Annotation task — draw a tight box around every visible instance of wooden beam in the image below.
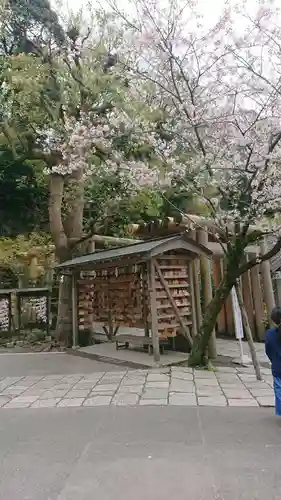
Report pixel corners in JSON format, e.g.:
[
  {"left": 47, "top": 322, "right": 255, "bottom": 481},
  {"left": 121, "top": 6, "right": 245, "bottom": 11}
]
[
  {"left": 142, "top": 264, "right": 150, "bottom": 337},
  {"left": 149, "top": 259, "right": 161, "bottom": 362},
  {"left": 189, "top": 230, "right": 202, "bottom": 331},
  {"left": 250, "top": 263, "right": 265, "bottom": 341},
  {"left": 71, "top": 274, "right": 78, "bottom": 347},
  {"left": 90, "top": 234, "right": 140, "bottom": 246},
  {"left": 188, "top": 260, "right": 197, "bottom": 336},
  {"left": 129, "top": 215, "right": 260, "bottom": 237},
  {"left": 241, "top": 256, "right": 255, "bottom": 337},
  {"left": 154, "top": 260, "right": 193, "bottom": 347},
  {"left": 260, "top": 239, "right": 275, "bottom": 327},
  {"left": 63, "top": 256, "right": 144, "bottom": 275},
  {"left": 207, "top": 242, "right": 259, "bottom": 256}
]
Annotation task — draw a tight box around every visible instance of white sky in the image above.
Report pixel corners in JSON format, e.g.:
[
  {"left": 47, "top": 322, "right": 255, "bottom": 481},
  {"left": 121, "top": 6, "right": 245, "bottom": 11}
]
[
  {"left": 52, "top": 0, "right": 265, "bottom": 35},
  {"left": 62, "top": 0, "right": 225, "bottom": 20}
]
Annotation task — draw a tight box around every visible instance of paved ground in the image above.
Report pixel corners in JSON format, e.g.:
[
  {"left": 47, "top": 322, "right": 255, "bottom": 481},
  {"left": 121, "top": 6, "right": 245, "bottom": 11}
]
[
  {"left": 0, "top": 352, "right": 127, "bottom": 377},
  {"left": 0, "top": 362, "right": 275, "bottom": 409},
  {"left": 216, "top": 338, "right": 268, "bottom": 365},
  {"left": 0, "top": 349, "right": 279, "bottom": 499},
  {"left": 1, "top": 405, "right": 281, "bottom": 499}
]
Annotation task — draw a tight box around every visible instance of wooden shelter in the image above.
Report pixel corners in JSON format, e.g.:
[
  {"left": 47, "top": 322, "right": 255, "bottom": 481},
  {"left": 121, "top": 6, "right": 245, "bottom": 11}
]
[
  {"left": 126, "top": 217, "right": 276, "bottom": 341},
  {"left": 56, "top": 233, "right": 212, "bottom": 362}
]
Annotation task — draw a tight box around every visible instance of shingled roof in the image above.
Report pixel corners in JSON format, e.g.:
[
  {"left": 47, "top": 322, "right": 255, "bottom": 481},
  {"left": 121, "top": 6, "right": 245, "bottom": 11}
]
[{"left": 56, "top": 233, "right": 212, "bottom": 272}]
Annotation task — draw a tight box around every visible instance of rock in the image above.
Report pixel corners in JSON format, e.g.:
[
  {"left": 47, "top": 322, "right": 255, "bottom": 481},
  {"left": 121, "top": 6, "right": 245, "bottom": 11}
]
[{"left": 26, "top": 331, "right": 46, "bottom": 343}]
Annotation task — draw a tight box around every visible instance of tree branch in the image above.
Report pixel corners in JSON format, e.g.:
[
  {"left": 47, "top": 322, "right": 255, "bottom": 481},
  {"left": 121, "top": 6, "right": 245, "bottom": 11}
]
[{"left": 238, "top": 237, "right": 281, "bottom": 276}]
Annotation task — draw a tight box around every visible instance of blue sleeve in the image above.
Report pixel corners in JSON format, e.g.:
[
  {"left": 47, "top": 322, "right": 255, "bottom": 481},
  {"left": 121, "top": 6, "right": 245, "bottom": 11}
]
[{"left": 265, "top": 333, "right": 272, "bottom": 362}]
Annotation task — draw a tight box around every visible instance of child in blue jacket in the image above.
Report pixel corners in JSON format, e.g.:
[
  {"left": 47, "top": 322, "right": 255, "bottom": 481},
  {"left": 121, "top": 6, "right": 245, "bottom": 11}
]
[{"left": 265, "top": 307, "right": 281, "bottom": 416}]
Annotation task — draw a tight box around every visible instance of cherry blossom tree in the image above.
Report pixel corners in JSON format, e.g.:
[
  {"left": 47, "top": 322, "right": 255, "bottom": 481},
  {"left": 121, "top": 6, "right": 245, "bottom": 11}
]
[
  {"left": 1, "top": 3, "right": 185, "bottom": 342},
  {"left": 105, "top": 0, "right": 281, "bottom": 365}
]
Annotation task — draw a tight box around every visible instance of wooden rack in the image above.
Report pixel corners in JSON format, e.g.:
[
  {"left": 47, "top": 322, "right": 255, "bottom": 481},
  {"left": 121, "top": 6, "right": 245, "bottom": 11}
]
[{"left": 154, "top": 255, "right": 192, "bottom": 338}]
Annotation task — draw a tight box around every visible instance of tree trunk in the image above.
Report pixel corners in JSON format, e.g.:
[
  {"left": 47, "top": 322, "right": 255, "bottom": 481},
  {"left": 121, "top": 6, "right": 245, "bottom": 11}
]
[
  {"left": 188, "top": 277, "right": 233, "bottom": 367},
  {"left": 49, "top": 170, "right": 84, "bottom": 345}
]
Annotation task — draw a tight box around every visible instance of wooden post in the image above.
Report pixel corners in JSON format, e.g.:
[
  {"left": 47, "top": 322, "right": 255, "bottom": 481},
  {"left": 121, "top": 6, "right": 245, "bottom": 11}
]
[
  {"left": 235, "top": 282, "right": 262, "bottom": 381},
  {"left": 188, "top": 260, "right": 197, "bottom": 336},
  {"left": 142, "top": 264, "right": 150, "bottom": 337},
  {"left": 250, "top": 260, "right": 265, "bottom": 341},
  {"left": 213, "top": 257, "right": 227, "bottom": 334},
  {"left": 154, "top": 261, "right": 193, "bottom": 347},
  {"left": 241, "top": 257, "right": 255, "bottom": 337},
  {"left": 197, "top": 229, "right": 216, "bottom": 358},
  {"left": 260, "top": 239, "right": 275, "bottom": 327},
  {"left": 275, "top": 275, "right": 281, "bottom": 306},
  {"left": 149, "top": 259, "right": 161, "bottom": 363},
  {"left": 71, "top": 273, "right": 78, "bottom": 347},
  {"left": 88, "top": 239, "right": 96, "bottom": 335},
  {"left": 189, "top": 230, "right": 202, "bottom": 329}
]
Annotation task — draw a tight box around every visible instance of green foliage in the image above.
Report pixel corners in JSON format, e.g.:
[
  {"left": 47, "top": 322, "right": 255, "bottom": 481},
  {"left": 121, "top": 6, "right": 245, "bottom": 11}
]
[
  {"left": 0, "top": 147, "right": 48, "bottom": 236},
  {"left": 84, "top": 171, "right": 162, "bottom": 236},
  {"left": 84, "top": 169, "right": 208, "bottom": 237},
  {"left": 0, "top": 232, "right": 52, "bottom": 270},
  {"left": 0, "top": 0, "right": 65, "bottom": 55}
]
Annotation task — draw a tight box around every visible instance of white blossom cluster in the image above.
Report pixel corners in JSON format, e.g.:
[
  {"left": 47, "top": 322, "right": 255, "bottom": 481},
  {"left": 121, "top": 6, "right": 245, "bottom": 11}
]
[
  {"left": 31, "top": 0, "right": 281, "bottom": 235},
  {"left": 40, "top": 105, "right": 187, "bottom": 189},
  {"left": 106, "top": 0, "right": 281, "bottom": 232}
]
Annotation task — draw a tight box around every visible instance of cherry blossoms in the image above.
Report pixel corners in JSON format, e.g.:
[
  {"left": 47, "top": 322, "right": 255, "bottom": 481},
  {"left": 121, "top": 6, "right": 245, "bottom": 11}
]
[
  {"left": 40, "top": 105, "right": 186, "bottom": 190},
  {"left": 102, "top": 0, "right": 281, "bottom": 232}
]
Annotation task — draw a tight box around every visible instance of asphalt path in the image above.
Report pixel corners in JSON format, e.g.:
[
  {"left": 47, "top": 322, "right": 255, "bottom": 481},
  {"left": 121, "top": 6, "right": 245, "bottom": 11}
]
[{"left": 0, "top": 405, "right": 280, "bottom": 500}]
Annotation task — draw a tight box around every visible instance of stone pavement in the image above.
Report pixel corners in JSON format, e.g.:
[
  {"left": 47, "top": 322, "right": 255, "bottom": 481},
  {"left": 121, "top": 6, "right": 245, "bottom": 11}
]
[
  {"left": 216, "top": 338, "right": 269, "bottom": 365},
  {"left": 0, "top": 364, "right": 275, "bottom": 409}
]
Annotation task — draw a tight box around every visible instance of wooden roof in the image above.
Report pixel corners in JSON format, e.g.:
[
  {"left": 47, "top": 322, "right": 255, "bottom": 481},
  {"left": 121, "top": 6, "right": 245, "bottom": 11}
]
[{"left": 56, "top": 233, "right": 212, "bottom": 272}]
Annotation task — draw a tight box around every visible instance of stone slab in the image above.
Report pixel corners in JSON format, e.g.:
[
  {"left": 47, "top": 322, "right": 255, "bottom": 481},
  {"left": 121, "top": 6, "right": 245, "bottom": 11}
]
[
  {"left": 83, "top": 395, "right": 113, "bottom": 406},
  {"left": 65, "top": 389, "right": 91, "bottom": 398},
  {"left": 171, "top": 372, "right": 194, "bottom": 381},
  {"left": 91, "top": 384, "right": 119, "bottom": 392},
  {"left": 256, "top": 396, "right": 275, "bottom": 407},
  {"left": 194, "top": 371, "right": 217, "bottom": 379},
  {"left": 196, "top": 389, "right": 223, "bottom": 397},
  {"left": 4, "top": 400, "right": 31, "bottom": 408},
  {"left": 115, "top": 386, "right": 143, "bottom": 394},
  {"left": 2, "top": 387, "right": 26, "bottom": 396},
  {"left": 146, "top": 374, "right": 170, "bottom": 382},
  {"left": 142, "top": 389, "right": 169, "bottom": 399},
  {"left": 195, "top": 378, "right": 220, "bottom": 386},
  {"left": 198, "top": 396, "right": 227, "bottom": 407},
  {"left": 139, "top": 399, "right": 168, "bottom": 405},
  {"left": 31, "top": 398, "right": 61, "bottom": 408},
  {"left": 169, "top": 394, "right": 197, "bottom": 406},
  {"left": 10, "top": 395, "right": 39, "bottom": 403},
  {"left": 40, "top": 389, "right": 70, "bottom": 399},
  {"left": 222, "top": 390, "right": 252, "bottom": 399},
  {"left": 228, "top": 399, "right": 259, "bottom": 407},
  {"left": 0, "top": 395, "right": 11, "bottom": 407},
  {"left": 170, "top": 383, "right": 196, "bottom": 393},
  {"left": 112, "top": 394, "right": 139, "bottom": 406},
  {"left": 57, "top": 398, "right": 85, "bottom": 407},
  {"left": 249, "top": 388, "right": 274, "bottom": 397},
  {"left": 145, "top": 382, "right": 170, "bottom": 388}
]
